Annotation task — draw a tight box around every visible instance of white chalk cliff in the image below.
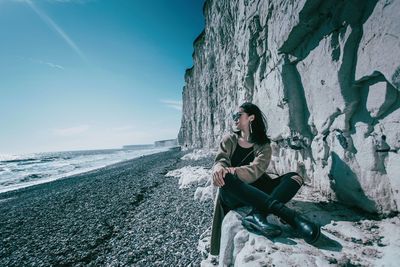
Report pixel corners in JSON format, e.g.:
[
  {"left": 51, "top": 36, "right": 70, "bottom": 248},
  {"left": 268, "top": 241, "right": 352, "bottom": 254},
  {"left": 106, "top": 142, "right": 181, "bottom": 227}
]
[{"left": 179, "top": 0, "right": 400, "bottom": 216}]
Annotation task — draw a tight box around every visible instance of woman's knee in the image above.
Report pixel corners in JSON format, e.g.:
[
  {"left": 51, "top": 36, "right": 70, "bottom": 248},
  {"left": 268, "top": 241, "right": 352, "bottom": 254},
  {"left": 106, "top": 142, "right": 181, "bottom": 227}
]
[
  {"left": 219, "top": 173, "right": 240, "bottom": 195},
  {"left": 283, "top": 172, "right": 304, "bottom": 186},
  {"left": 223, "top": 173, "right": 240, "bottom": 187}
]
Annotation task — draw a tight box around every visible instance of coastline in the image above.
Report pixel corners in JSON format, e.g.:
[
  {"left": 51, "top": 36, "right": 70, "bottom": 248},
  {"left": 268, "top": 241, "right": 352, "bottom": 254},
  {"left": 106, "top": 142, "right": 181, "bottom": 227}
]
[
  {"left": 0, "top": 147, "right": 171, "bottom": 195},
  {"left": 0, "top": 147, "right": 214, "bottom": 266}
]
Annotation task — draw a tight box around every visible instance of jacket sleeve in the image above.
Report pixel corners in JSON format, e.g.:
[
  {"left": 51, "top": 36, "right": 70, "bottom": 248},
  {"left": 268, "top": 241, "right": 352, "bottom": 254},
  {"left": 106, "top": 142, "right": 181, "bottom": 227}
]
[
  {"left": 234, "top": 143, "right": 272, "bottom": 183},
  {"left": 212, "top": 134, "right": 233, "bottom": 173}
]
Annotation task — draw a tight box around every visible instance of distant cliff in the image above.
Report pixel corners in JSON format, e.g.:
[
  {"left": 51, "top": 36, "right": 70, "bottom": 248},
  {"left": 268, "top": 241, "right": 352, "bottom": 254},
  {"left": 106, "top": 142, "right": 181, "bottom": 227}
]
[
  {"left": 154, "top": 139, "right": 178, "bottom": 147},
  {"left": 178, "top": 0, "right": 400, "bottom": 215}
]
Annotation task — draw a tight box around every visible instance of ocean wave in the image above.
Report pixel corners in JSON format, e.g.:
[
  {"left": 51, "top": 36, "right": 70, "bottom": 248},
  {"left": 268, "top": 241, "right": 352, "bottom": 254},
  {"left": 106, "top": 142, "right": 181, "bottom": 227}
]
[
  {"left": 0, "top": 167, "right": 12, "bottom": 173},
  {"left": 0, "top": 180, "right": 18, "bottom": 186},
  {"left": 1, "top": 158, "right": 38, "bottom": 164},
  {"left": 40, "top": 156, "right": 61, "bottom": 162},
  {"left": 0, "top": 154, "right": 20, "bottom": 162},
  {"left": 19, "top": 174, "right": 47, "bottom": 183},
  {"left": 2, "top": 157, "right": 61, "bottom": 165}
]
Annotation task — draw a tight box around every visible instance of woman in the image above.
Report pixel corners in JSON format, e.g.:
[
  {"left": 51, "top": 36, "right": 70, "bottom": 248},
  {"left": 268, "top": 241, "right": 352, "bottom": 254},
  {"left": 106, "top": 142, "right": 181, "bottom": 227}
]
[{"left": 210, "top": 102, "right": 320, "bottom": 256}]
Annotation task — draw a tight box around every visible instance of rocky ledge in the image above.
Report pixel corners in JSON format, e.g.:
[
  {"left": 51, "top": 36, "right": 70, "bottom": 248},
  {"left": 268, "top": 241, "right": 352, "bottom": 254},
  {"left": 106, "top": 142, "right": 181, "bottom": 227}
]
[{"left": 168, "top": 149, "right": 400, "bottom": 267}]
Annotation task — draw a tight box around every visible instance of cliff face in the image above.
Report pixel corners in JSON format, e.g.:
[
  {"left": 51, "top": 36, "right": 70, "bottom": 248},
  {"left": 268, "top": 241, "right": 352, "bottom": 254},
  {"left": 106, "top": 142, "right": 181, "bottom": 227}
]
[{"left": 178, "top": 0, "right": 400, "bottom": 215}]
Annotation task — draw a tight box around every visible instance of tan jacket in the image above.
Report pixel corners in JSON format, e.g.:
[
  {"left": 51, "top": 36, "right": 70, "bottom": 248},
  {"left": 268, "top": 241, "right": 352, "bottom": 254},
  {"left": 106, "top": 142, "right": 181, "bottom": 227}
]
[{"left": 210, "top": 132, "right": 272, "bottom": 255}]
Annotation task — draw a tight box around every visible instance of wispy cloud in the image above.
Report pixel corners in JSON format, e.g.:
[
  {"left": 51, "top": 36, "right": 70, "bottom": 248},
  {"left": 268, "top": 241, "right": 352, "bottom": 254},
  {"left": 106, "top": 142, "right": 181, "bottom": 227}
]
[
  {"left": 23, "top": 0, "right": 87, "bottom": 62},
  {"left": 160, "top": 99, "right": 182, "bottom": 111},
  {"left": 53, "top": 125, "right": 90, "bottom": 136},
  {"left": 27, "top": 58, "right": 64, "bottom": 69},
  {"left": 44, "top": 61, "right": 64, "bottom": 69}
]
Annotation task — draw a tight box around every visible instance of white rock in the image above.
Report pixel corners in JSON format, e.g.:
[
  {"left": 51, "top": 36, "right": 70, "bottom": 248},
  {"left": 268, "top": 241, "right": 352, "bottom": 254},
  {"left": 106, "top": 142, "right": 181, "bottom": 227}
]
[
  {"left": 366, "top": 82, "right": 397, "bottom": 118},
  {"left": 194, "top": 184, "right": 215, "bottom": 202},
  {"left": 180, "top": 0, "right": 400, "bottom": 215},
  {"left": 165, "top": 166, "right": 211, "bottom": 189},
  {"left": 356, "top": 0, "right": 400, "bottom": 89},
  {"left": 187, "top": 0, "right": 400, "bottom": 254},
  {"left": 218, "top": 210, "right": 246, "bottom": 267},
  {"left": 181, "top": 149, "right": 217, "bottom": 161}
]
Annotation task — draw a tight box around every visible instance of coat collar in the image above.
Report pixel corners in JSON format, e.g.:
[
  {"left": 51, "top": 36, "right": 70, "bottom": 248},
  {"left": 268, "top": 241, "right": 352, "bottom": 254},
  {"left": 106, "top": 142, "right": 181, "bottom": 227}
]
[{"left": 229, "top": 132, "right": 265, "bottom": 155}]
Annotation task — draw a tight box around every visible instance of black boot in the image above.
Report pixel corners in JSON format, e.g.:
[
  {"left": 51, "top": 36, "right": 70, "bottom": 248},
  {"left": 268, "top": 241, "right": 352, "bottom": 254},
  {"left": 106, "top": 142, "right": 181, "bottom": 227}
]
[
  {"left": 268, "top": 200, "right": 320, "bottom": 244},
  {"left": 242, "top": 210, "right": 282, "bottom": 238}
]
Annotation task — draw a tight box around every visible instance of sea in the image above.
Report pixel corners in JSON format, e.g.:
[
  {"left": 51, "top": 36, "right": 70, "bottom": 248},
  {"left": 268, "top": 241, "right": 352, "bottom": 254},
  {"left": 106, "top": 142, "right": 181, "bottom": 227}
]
[{"left": 0, "top": 147, "right": 171, "bottom": 194}]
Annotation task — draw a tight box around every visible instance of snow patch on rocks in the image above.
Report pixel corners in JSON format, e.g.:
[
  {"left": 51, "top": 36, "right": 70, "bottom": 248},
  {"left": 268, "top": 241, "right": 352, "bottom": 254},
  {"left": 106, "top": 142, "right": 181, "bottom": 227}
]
[
  {"left": 167, "top": 149, "right": 216, "bottom": 202},
  {"left": 181, "top": 149, "right": 217, "bottom": 161},
  {"left": 166, "top": 166, "right": 211, "bottom": 189}
]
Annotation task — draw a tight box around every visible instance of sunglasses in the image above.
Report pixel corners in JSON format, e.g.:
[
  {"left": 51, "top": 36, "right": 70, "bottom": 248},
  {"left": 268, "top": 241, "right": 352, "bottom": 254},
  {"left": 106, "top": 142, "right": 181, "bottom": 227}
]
[{"left": 232, "top": 112, "right": 244, "bottom": 121}]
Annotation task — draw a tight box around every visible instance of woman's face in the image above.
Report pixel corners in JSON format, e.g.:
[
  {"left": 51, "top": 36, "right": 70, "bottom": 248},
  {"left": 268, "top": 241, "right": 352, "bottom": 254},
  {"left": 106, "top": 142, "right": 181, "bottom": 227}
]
[{"left": 233, "top": 107, "right": 253, "bottom": 131}]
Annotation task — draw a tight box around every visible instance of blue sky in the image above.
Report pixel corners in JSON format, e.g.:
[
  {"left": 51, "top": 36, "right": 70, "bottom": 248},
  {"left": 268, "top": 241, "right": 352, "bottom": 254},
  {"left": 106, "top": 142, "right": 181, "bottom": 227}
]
[{"left": 0, "top": 0, "right": 205, "bottom": 154}]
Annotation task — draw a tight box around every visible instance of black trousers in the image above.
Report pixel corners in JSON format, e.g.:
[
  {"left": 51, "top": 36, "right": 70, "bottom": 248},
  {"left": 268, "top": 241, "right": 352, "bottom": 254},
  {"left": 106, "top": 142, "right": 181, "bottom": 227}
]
[{"left": 219, "top": 172, "right": 301, "bottom": 216}]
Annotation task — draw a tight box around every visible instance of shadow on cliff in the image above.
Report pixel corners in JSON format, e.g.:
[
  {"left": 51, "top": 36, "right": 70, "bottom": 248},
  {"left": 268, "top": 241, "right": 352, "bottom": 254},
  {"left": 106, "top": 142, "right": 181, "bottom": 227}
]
[
  {"left": 330, "top": 152, "right": 377, "bottom": 213},
  {"left": 288, "top": 199, "right": 374, "bottom": 227}
]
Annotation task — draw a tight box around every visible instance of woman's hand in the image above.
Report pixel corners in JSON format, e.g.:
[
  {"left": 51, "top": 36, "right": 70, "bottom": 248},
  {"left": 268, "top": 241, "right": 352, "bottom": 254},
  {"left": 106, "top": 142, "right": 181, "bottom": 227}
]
[
  {"left": 212, "top": 168, "right": 227, "bottom": 187},
  {"left": 226, "top": 167, "right": 236, "bottom": 175},
  {"left": 212, "top": 167, "right": 236, "bottom": 187}
]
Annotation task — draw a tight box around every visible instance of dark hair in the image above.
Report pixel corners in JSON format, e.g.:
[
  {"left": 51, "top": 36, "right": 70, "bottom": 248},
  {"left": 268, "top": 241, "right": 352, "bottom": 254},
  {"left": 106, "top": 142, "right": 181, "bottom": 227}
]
[{"left": 234, "top": 102, "right": 271, "bottom": 145}]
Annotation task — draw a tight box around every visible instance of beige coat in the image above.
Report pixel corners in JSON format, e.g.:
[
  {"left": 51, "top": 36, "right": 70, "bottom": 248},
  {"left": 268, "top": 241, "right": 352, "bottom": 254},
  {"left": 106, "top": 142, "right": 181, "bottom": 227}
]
[{"left": 210, "top": 132, "right": 272, "bottom": 255}]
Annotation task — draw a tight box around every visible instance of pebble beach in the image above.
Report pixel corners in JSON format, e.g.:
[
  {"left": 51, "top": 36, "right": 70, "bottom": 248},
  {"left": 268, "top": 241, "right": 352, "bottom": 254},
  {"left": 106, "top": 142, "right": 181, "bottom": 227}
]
[{"left": 0, "top": 148, "right": 214, "bottom": 266}]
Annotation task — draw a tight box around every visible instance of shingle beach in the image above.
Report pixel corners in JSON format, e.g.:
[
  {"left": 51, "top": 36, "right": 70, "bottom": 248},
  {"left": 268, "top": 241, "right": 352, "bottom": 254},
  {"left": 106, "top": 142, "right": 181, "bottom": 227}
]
[{"left": 0, "top": 148, "right": 213, "bottom": 266}]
